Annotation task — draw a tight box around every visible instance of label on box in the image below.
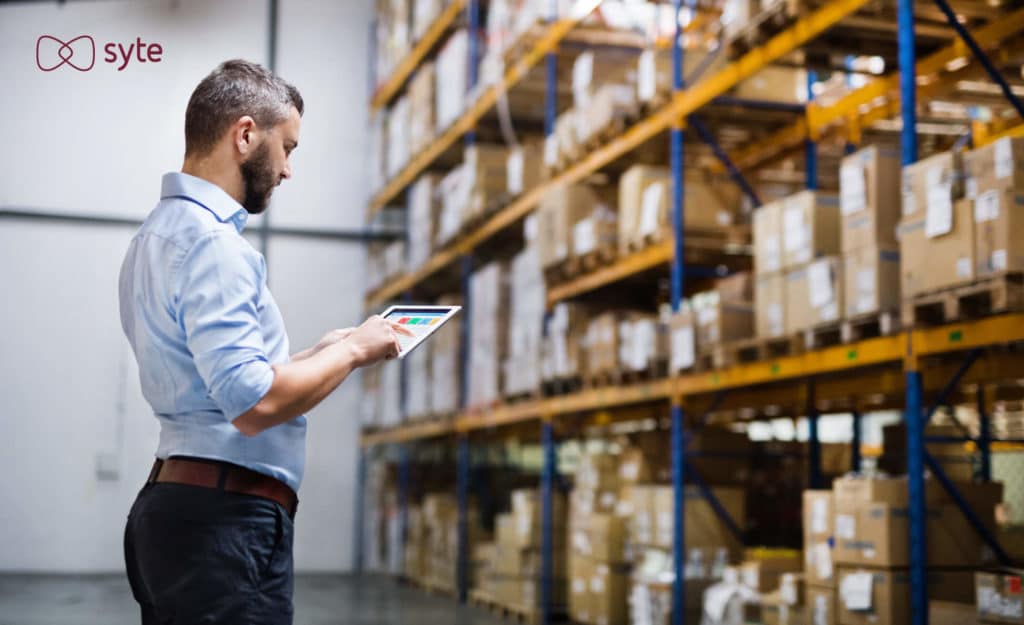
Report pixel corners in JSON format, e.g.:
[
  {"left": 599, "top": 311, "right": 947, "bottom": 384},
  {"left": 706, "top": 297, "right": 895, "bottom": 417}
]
[
  {"left": 996, "top": 137, "right": 1013, "bottom": 179},
  {"left": 768, "top": 304, "right": 783, "bottom": 337},
  {"left": 763, "top": 236, "right": 781, "bottom": 272},
  {"left": 840, "top": 572, "right": 874, "bottom": 611},
  {"left": 544, "top": 135, "right": 558, "bottom": 167},
  {"left": 902, "top": 191, "right": 916, "bottom": 217},
  {"left": 979, "top": 586, "right": 1024, "bottom": 619},
  {"left": 640, "top": 183, "right": 664, "bottom": 237},
  {"left": 966, "top": 177, "right": 978, "bottom": 200},
  {"left": 814, "top": 542, "right": 833, "bottom": 581},
  {"left": 993, "top": 249, "right": 1008, "bottom": 271},
  {"left": 572, "top": 52, "right": 594, "bottom": 108},
  {"left": 574, "top": 217, "right": 596, "bottom": 255},
  {"left": 926, "top": 165, "right": 945, "bottom": 187},
  {"left": 925, "top": 183, "right": 953, "bottom": 238},
  {"left": 783, "top": 205, "right": 806, "bottom": 252},
  {"left": 572, "top": 578, "right": 585, "bottom": 594},
  {"left": 857, "top": 267, "right": 876, "bottom": 314},
  {"left": 638, "top": 49, "right": 656, "bottom": 102},
  {"left": 696, "top": 303, "right": 717, "bottom": 327},
  {"left": 975, "top": 189, "right": 1001, "bottom": 223},
  {"left": 671, "top": 325, "right": 695, "bottom": 371},
  {"left": 957, "top": 256, "right": 971, "bottom": 278},
  {"left": 836, "top": 514, "right": 855, "bottom": 539},
  {"left": 781, "top": 578, "right": 798, "bottom": 605},
  {"left": 811, "top": 498, "right": 829, "bottom": 534},
  {"left": 808, "top": 260, "right": 834, "bottom": 308},
  {"left": 814, "top": 594, "right": 830, "bottom": 625},
  {"left": 743, "top": 567, "right": 759, "bottom": 590},
  {"left": 590, "top": 574, "right": 605, "bottom": 594},
  {"left": 507, "top": 147, "right": 525, "bottom": 195},
  {"left": 840, "top": 161, "right": 866, "bottom": 215}
]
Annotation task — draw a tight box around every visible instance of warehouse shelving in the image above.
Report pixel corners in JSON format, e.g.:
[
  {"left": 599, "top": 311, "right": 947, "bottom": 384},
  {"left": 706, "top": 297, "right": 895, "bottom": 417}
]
[{"left": 358, "top": 2, "right": 1024, "bottom": 625}]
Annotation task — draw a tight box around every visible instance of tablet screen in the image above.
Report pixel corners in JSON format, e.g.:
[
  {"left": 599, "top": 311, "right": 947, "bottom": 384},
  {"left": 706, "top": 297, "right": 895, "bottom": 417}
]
[{"left": 381, "top": 305, "right": 461, "bottom": 358}]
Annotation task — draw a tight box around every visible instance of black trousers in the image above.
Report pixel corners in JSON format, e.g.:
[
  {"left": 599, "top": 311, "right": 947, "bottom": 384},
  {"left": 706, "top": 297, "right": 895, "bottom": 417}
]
[{"left": 124, "top": 481, "right": 294, "bottom": 625}]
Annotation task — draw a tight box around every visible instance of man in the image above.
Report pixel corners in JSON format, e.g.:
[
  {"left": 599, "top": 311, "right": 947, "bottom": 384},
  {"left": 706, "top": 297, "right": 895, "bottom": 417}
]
[{"left": 119, "top": 59, "right": 407, "bottom": 624}]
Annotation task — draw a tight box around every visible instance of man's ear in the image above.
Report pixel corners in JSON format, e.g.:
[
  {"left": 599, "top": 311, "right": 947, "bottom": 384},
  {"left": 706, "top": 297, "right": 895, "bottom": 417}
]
[{"left": 234, "top": 116, "right": 257, "bottom": 156}]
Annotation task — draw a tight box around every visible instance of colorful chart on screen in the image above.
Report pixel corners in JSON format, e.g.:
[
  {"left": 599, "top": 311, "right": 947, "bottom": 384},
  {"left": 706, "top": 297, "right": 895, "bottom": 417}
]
[{"left": 380, "top": 305, "right": 462, "bottom": 359}]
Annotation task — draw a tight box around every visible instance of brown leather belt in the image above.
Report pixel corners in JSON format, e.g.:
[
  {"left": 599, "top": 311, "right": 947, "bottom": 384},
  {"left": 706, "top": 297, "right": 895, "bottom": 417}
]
[{"left": 147, "top": 457, "right": 298, "bottom": 519}]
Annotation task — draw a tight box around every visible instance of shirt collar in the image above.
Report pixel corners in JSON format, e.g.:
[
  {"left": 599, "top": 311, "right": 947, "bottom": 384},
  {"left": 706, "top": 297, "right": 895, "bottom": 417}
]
[{"left": 160, "top": 172, "right": 249, "bottom": 233}]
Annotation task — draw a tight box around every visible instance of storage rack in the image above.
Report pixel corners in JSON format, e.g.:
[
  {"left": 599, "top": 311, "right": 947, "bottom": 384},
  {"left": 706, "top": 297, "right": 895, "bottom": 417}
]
[{"left": 357, "top": 2, "right": 1024, "bottom": 625}]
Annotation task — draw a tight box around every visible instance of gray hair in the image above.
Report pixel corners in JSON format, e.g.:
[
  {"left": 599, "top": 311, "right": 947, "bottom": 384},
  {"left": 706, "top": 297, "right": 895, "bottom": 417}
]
[{"left": 184, "top": 59, "right": 304, "bottom": 156}]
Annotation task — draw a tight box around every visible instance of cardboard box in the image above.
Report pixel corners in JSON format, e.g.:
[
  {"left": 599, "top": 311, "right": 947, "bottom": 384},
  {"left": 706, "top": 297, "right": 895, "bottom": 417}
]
[
  {"left": 507, "top": 142, "right": 543, "bottom": 196},
  {"left": 754, "top": 198, "right": 783, "bottom": 275},
  {"left": 740, "top": 549, "right": 802, "bottom": 593},
  {"left": 897, "top": 198, "right": 975, "bottom": 297},
  {"left": 762, "top": 592, "right": 807, "bottom": 625},
  {"left": 467, "top": 261, "right": 509, "bottom": 407},
  {"left": 930, "top": 600, "right": 980, "bottom": 625},
  {"left": 718, "top": 271, "right": 754, "bottom": 303},
  {"left": 408, "top": 61, "right": 436, "bottom": 156},
  {"left": 807, "top": 584, "right": 838, "bottom": 625},
  {"left": 976, "top": 569, "right": 1024, "bottom": 624},
  {"left": 572, "top": 48, "right": 638, "bottom": 111},
  {"left": 587, "top": 513, "right": 628, "bottom": 564},
  {"left": 692, "top": 291, "right": 755, "bottom": 348},
  {"left": 837, "top": 567, "right": 975, "bottom": 625},
  {"left": 429, "top": 294, "right": 462, "bottom": 416},
  {"left": 785, "top": 257, "right": 843, "bottom": 333},
  {"left": 804, "top": 491, "right": 836, "bottom": 588},
  {"left": 877, "top": 423, "right": 975, "bottom": 482},
  {"left": 974, "top": 186, "right": 1024, "bottom": 276},
  {"left": 576, "top": 82, "right": 638, "bottom": 145},
  {"left": 734, "top": 65, "right": 807, "bottom": 104},
  {"left": 651, "top": 486, "right": 746, "bottom": 555},
  {"left": 617, "top": 166, "right": 739, "bottom": 256},
  {"left": 756, "top": 272, "right": 787, "bottom": 339},
  {"left": 537, "top": 183, "right": 606, "bottom": 269},
  {"left": 668, "top": 305, "right": 697, "bottom": 374},
  {"left": 542, "top": 302, "right": 590, "bottom": 381},
  {"left": 843, "top": 245, "right": 900, "bottom": 318},
  {"left": 588, "top": 562, "right": 630, "bottom": 625},
  {"left": 901, "top": 150, "right": 963, "bottom": 221},
  {"left": 964, "top": 136, "right": 1024, "bottom": 198},
  {"left": 407, "top": 174, "right": 440, "bottom": 271},
  {"left": 435, "top": 29, "right": 468, "bottom": 131},
  {"left": 569, "top": 555, "right": 594, "bottom": 623},
  {"left": 781, "top": 191, "right": 841, "bottom": 270},
  {"left": 840, "top": 145, "right": 902, "bottom": 253}
]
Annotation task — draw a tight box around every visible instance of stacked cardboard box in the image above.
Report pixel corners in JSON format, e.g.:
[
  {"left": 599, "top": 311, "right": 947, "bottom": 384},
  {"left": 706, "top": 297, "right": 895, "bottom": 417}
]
[
  {"left": 507, "top": 142, "right": 544, "bottom": 197},
  {"left": 617, "top": 165, "right": 741, "bottom": 256},
  {"left": 386, "top": 96, "right": 411, "bottom": 178},
  {"left": 760, "top": 572, "right": 806, "bottom": 625},
  {"left": 536, "top": 183, "right": 608, "bottom": 271},
  {"left": 839, "top": 146, "right": 901, "bottom": 319},
  {"left": 411, "top": 0, "right": 443, "bottom": 41},
  {"left": 476, "top": 489, "right": 568, "bottom": 613},
  {"left": 802, "top": 490, "right": 838, "bottom": 625},
  {"left": 435, "top": 29, "right": 468, "bottom": 131},
  {"left": 571, "top": 49, "right": 639, "bottom": 145},
  {"left": 832, "top": 475, "right": 1001, "bottom": 624},
  {"left": 667, "top": 303, "right": 697, "bottom": 374},
  {"left": 976, "top": 568, "right": 1024, "bottom": 624},
  {"left": 876, "top": 423, "right": 974, "bottom": 481},
  {"left": 617, "top": 313, "right": 668, "bottom": 375},
  {"left": 374, "top": 0, "right": 411, "bottom": 90},
  {"left": 570, "top": 451, "right": 631, "bottom": 625},
  {"left": 542, "top": 302, "right": 590, "bottom": 383},
  {"left": 467, "top": 262, "right": 509, "bottom": 407},
  {"left": 408, "top": 174, "right": 440, "bottom": 271},
  {"left": 584, "top": 312, "right": 621, "bottom": 380},
  {"left": 636, "top": 46, "right": 724, "bottom": 107},
  {"left": 408, "top": 62, "right": 436, "bottom": 157},
  {"left": 898, "top": 151, "right": 972, "bottom": 298},
  {"left": 964, "top": 137, "right": 1024, "bottom": 276},
  {"left": 429, "top": 295, "right": 462, "bottom": 416},
  {"left": 504, "top": 243, "right": 545, "bottom": 397},
  {"left": 405, "top": 334, "right": 432, "bottom": 420},
  {"left": 435, "top": 144, "right": 509, "bottom": 247}
]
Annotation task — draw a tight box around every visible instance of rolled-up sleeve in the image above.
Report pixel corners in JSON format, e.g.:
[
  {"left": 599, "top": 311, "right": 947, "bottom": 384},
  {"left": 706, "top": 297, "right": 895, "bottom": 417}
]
[{"left": 175, "top": 231, "right": 275, "bottom": 421}]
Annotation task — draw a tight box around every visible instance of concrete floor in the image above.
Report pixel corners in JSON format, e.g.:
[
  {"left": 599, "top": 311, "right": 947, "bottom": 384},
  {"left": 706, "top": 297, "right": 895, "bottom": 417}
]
[{"left": 0, "top": 574, "right": 512, "bottom": 625}]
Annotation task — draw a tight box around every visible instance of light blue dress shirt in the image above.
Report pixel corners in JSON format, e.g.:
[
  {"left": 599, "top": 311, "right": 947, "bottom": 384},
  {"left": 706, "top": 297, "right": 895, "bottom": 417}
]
[{"left": 119, "top": 172, "right": 306, "bottom": 492}]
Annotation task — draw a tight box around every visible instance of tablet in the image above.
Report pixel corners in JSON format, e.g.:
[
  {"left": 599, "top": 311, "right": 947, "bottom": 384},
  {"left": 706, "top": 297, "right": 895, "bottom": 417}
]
[{"left": 380, "top": 305, "right": 462, "bottom": 359}]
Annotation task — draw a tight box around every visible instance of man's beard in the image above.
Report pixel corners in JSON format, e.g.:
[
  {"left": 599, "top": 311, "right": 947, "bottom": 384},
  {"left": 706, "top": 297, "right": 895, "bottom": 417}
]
[{"left": 240, "top": 142, "right": 277, "bottom": 215}]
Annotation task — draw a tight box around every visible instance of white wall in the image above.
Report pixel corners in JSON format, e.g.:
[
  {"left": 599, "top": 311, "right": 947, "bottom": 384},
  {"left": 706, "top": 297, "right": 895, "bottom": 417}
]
[{"left": 0, "top": 0, "right": 373, "bottom": 573}]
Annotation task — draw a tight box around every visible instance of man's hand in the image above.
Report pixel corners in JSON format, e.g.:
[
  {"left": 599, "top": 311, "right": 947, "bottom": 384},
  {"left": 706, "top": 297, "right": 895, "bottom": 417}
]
[{"left": 344, "top": 315, "right": 413, "bottom": 367}]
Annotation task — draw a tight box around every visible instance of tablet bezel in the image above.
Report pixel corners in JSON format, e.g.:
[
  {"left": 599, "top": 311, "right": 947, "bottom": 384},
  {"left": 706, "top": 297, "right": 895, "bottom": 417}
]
[{"left": 380, "top": 304, "right": 462, "bottom": 359}]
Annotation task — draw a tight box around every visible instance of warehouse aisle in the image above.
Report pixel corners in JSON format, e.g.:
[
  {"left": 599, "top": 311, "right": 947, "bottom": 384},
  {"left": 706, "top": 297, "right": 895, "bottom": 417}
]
[{"left": 0, "top": 574, "right": 511, "bottom": 625}]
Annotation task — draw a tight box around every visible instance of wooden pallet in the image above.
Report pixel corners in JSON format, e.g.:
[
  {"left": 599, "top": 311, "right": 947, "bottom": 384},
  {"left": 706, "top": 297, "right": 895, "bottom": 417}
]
[
  {"left": 583, "top": 368, "right": 622, "bottom": 389},
  {"left": 708, "top": 334, "right": 804, "bottom": 368},
  {"left": 725, "top": 0, "right": 808, "bottom": 58},
  {"left": 841, "top": 310, "right": 900, "bottom": 344},
  {"left": 544, "top": 246, "right": 617, "bottom": 284},
  {"left": 901, "top": 273, "right": 1024, "bottom": 327},
  {"left": 542, "top": 376, "right": 583, "bottom": 397},
  {"left": 801, "top": 320, "right": 843, "bottom": 351},
  {"left": 469, "top": 590, "right": 567, "bottom": 625}
]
